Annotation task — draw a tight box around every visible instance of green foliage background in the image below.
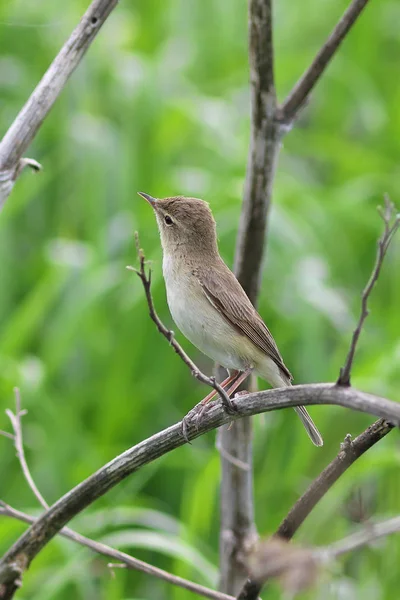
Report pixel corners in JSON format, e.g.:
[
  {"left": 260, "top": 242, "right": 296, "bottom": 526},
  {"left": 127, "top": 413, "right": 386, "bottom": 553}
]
[{"left": 1, "top": 1, "right": 399, "bottom": 598}]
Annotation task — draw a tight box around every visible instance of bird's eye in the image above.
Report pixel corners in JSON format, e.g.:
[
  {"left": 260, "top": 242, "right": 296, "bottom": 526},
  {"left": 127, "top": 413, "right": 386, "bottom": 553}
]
[{"left": 164, "top": 215, "right": 173, "bottom": 225}]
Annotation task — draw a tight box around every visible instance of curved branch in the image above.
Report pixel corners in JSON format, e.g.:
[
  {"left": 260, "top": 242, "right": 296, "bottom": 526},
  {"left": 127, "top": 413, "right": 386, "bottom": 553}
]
[
  {"left": 0, "top": 382, "right": 399, "bottom": 596},
  {"left": 0, "top": 0, "right": 119, "bottom": 208}
]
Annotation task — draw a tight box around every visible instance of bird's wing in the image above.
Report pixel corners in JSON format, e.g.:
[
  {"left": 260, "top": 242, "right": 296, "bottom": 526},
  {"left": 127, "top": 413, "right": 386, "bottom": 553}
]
[{"left": 194, "top": 264, "right": 292, "bottom": 381}]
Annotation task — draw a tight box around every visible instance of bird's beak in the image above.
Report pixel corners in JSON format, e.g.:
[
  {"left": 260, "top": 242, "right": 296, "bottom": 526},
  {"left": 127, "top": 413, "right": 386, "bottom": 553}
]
[{"left": 138, "top": 191, "right": 157, "bottom": 207}]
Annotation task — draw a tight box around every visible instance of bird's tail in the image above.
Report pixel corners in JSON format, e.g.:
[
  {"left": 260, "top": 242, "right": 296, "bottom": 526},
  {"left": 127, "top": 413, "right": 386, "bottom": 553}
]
[
  {"left": 294, "top": 405, "right": 323, "bottom": 447},
  {"left": 272, "top": 369, "right": 323, "bottom": 447}
]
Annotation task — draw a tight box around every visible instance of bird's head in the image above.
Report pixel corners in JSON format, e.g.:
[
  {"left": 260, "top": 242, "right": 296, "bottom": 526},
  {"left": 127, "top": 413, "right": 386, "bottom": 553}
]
[{"left": 139, "top": 193, "right": 218, "bottom": 257}]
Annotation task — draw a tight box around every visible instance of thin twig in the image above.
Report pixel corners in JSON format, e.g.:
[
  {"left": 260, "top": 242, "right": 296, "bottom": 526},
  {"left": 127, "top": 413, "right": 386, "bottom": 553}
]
[
  {"left": 338, "top": 196, "right": 400, "bottom": 386},
  {"left": 5, "top": 388, "right": 49, "bottom": 510},
  {"left": 322, "top": 515, "right": 400, "bottom": 559},
  {"left": 1, "top": 382, "right": 399, "bottom": 597},
  {"left": 0, "top": 0, "right": 119, "bottom": 208},
  {"left": 127, "top": 233, "right": 235, "bottom": 414},
  {"left": 278, "top": 0, "right": 370, "bottom": 123},
  {"left": 0, "top": 503, "right": 234, "bottom": 600}
]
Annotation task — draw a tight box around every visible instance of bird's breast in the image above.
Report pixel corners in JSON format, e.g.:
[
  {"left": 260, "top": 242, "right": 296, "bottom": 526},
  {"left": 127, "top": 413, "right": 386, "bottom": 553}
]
[{"left": 162, "top": 256, "right": 247, "bottom": 371}]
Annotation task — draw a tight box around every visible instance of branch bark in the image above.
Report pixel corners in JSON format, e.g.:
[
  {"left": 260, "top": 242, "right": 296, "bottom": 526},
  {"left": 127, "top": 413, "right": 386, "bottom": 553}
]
[
  {"left": 219, "top": 1, "right": 277, "bottom": 593},
  {"left": 0, "top": 0, "right": 119, "bottom": 209},
  {"left": 1, "top": 382, "right": 399, "bottom": 597}
]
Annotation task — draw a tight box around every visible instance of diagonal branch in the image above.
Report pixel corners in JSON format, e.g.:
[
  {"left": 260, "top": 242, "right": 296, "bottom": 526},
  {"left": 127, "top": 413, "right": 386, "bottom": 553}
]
[
  {"left": 127, "top": 233, "right": 234, "bottom": 415},
  {"left": 278, "top": 0, "right": 371, "bottom": 124},
  {"left": 237, "top": 418, "right": 394, "bottom": 600},
  {"left": 0, "top": 382, "right": 399, "bottom": 597},
  {"left": 276, "top": 418, "right": 394, "bottom": 540},
  {"left": 0, "top": 0, "right": 119, "bottom": 209},
  {"left": 338, "top": 196, "right": 400, "bottom": 386}
]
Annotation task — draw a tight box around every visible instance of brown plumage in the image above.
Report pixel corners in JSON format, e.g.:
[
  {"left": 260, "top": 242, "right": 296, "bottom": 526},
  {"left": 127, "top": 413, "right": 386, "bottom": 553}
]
[{"left": 140, "top": 193, "right": 323, "bottom": 446}]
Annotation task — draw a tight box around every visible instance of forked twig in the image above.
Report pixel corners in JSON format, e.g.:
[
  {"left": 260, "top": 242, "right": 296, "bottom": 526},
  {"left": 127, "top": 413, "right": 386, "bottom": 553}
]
[
  {"left": 338, "top": 196, "right": 400, "bottom": 386},
  {"left": 1, "top": 388, "right": 49, "bottom": 510},
  {"left": 127, "top": 233, "right": 235, "bottom": 415}
]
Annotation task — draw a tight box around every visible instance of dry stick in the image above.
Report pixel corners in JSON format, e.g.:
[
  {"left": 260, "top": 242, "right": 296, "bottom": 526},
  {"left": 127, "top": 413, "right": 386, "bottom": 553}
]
[
  {"left": 277, "top": 419, "right": 394, "bottom": 540},
  {"left": 221, "top": 0, "right": 372, "bottom": 594},
  {"left": 0, "top": 504, "right": 234, "bottom": 600},
  {"left": 1, "top": 384, "right": 400, "bottom": 599},
  {"left": 219, "top": 0, "right": 277, "bottom": 593},
  {"left": 278, "top": 0, "right": 371, "bottom": 123},
  {"left": 0, "top": 0, "right": 119, "bottom": 208},
  {"left": 338, "top": 197, "right": 400, "bottom": 386},
  {"left": 127, "top": 233, "right": 234, "bottom": 416},
  {"left": 0, "top": 393, "right": 234, "bottom": 600}
]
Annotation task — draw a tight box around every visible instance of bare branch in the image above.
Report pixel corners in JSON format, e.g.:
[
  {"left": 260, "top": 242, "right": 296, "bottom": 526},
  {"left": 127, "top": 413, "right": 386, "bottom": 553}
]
[
  {"left": 0, "top": 382, "right": 399, "bottom": 596},
  {"left": 0, "top": 503, "right": 234, "bottom": 600},
  {"left": 0, "top": 0, "right": 119, "bottom": 208},
  {"left": 338, "top": 197, "right": 400, "bottom": 386},
  {"left": 237, "top": 418, "right": 394, "bottom": 600},
  {"left": 220, "top": 0, "right": 277, "bottom": 592},
  {"left": 234, "top": 0, "right": 277, "bottom": 303},
  {"left": 127, "top": 234, "right": 235, "bottom": 415},
  {"left": 278, "top": 0, "right": 371, "bottom": 124},
  {"left": 276, "top": 418, "right": 394, "bottom": 539}
]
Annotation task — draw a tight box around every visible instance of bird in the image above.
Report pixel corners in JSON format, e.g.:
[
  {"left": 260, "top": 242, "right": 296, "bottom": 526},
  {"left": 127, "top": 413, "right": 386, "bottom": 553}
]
[{"left": 139, "top": 192, "right": 323, "bottom": 446}]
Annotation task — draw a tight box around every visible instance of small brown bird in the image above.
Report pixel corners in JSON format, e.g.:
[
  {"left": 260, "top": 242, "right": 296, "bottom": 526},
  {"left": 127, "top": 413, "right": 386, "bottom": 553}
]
[{"left": 140, "top": 193, "right": 323, "bottom": 446}]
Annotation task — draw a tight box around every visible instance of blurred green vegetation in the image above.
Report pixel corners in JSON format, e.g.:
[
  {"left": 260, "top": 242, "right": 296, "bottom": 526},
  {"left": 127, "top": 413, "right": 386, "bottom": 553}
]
[{"left": 1, "top": 1, "right": 399, "bottom": 598}]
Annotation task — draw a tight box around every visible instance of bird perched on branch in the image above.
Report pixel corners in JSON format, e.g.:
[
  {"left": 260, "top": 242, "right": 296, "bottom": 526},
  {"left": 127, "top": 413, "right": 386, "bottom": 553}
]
[{"left": 139, "top": 192, "right": 323, "bottom": 446}]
